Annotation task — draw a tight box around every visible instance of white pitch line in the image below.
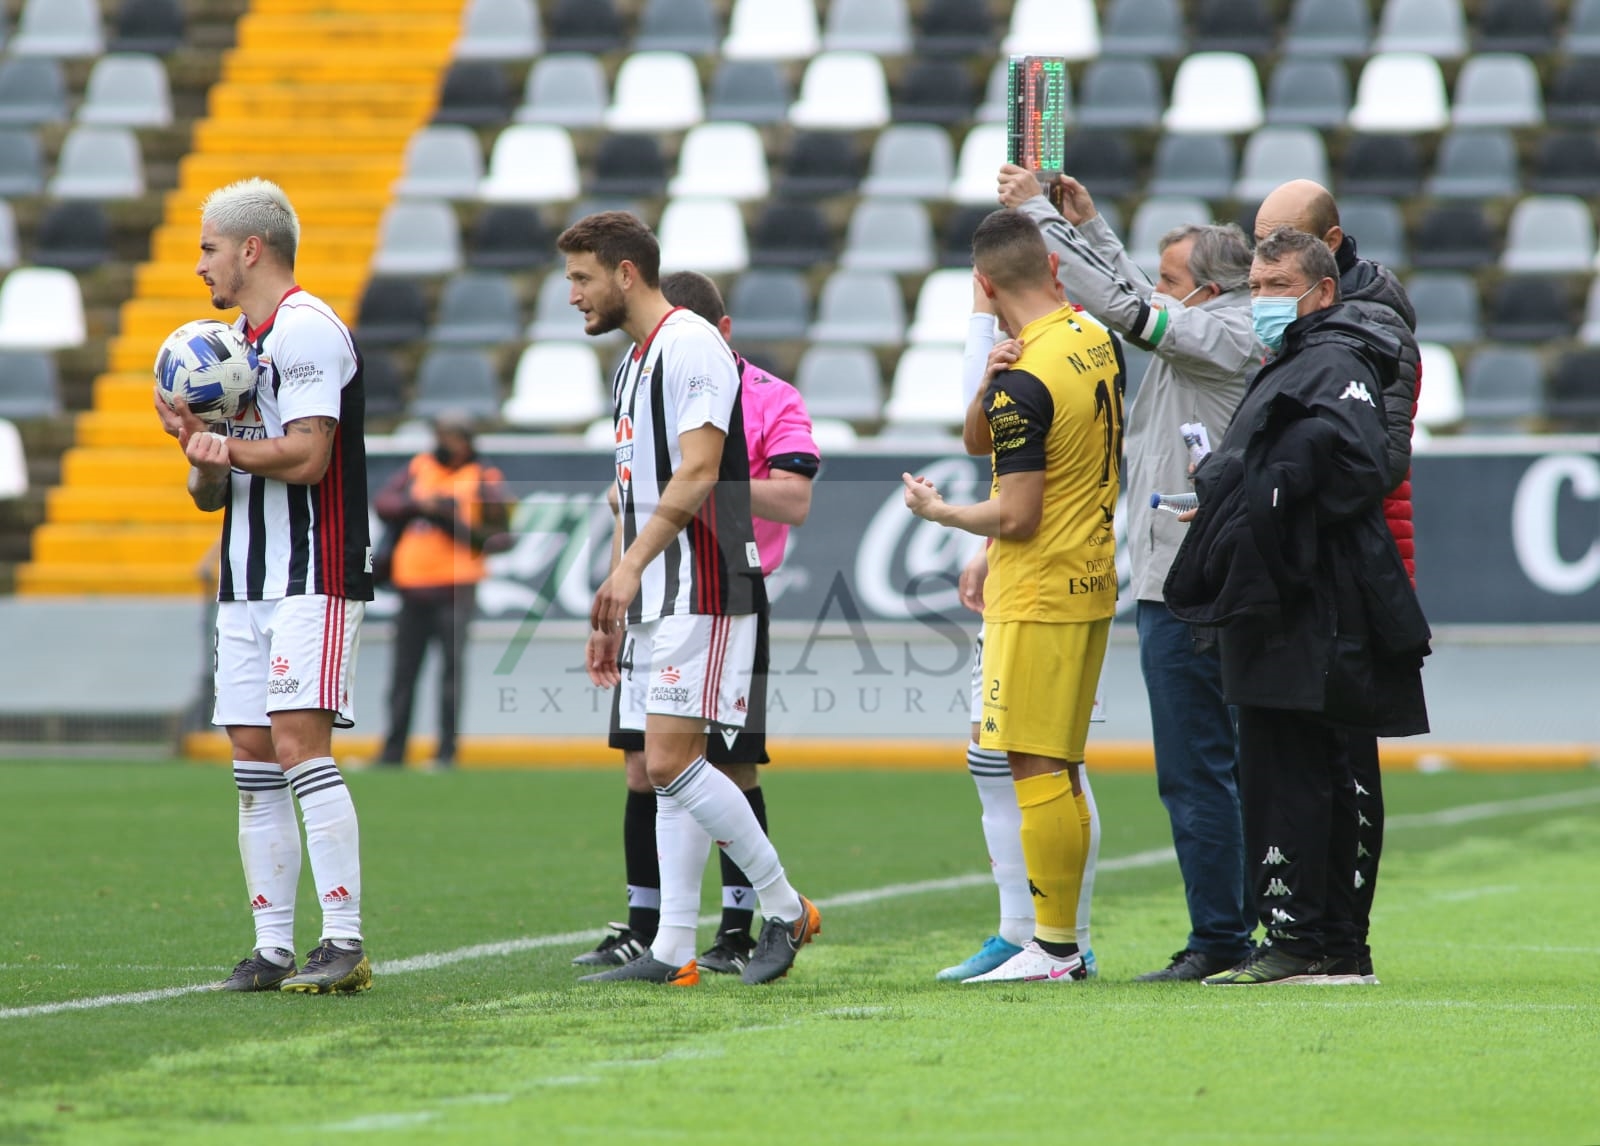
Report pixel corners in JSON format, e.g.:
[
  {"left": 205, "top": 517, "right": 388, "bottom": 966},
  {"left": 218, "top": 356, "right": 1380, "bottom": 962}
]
[{"left": 2, "top": 785, "right": 1596, "bottom": 1022}]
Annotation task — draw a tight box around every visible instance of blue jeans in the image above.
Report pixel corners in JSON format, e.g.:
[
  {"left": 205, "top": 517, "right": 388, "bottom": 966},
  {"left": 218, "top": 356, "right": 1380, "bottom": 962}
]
[{"left": 1137, "top": 600, "right": 1252, "bottom": 958}]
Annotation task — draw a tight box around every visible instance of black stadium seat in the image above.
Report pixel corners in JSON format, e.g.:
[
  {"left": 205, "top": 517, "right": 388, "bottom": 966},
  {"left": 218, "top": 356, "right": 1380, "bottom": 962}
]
[
  {"left": 1546, "top": 348, "right": 1600, "bottom": 425},
  {"left": 894, "top": 60, "right": 976, "bottom": 125},
  {"left": 1475, "top": 0, "right": 1556, "bottom": 53},
  {"left": 546, "top": 0, "right": 625, "bottom": 54},
  {"left": 361, "top": 350, "right": 407, "bottom": 420},
  {"left": 1529, "top": 131, "right": 1600, "bottom": 195},
  {"left": 1061, "top": 131, "right": 1138, "bottom": 199},
  {"left": 1547, "top": 60, "right": 1600, "bottom": 125},
  {"left": 1338, "top": 133, "right": 1423, "bottom": 198},
  {"left": 112, "top": 0, "right": 184, "bottom": 54},
  {"left": 355, "top": 278, "right": 429, "bottom": 347},
  {"left": 433, "top": 60, "right": 511, "bottom": 126},
  {"left": 1192, "top": 0, "right": 1275, "bottom": 56},
  {"left": 1486, "top": 276, "right": 1576, "bottom": 343},
  {"left": 1410, "top": 202, "right": 1498, "bottom": 270},
  {"left": 590, "top": 133, "right": 667, "bottom": 198},
  {"left": 467, "top": 205, "right": 552, "bottom": 271},
  {"left": 941, "top": 204, "right": 992, "bottom": 267},
  {"left": 750, "top": 201, "right": 833, "bottom": 268},
  {"left": 917, "top": 0, "right": 994, "bottom": 57},
  {"left": 32, "top": 201, "right": 112, "bottom": 271},
  {"left": 778, "top": 132, "right": 863, "bottom": 198}
]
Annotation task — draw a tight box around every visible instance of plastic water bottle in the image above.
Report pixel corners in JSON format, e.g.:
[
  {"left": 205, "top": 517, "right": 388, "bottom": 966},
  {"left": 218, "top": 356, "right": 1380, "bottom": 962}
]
[{"left": 1150, "top": 491, "right": 1198, "bottom": 514}]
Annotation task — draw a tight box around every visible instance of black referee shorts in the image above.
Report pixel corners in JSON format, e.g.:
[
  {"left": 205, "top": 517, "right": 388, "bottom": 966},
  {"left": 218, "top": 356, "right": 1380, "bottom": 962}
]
[{"left": 607, "top": 607, "right": 771, "bottom": 766}]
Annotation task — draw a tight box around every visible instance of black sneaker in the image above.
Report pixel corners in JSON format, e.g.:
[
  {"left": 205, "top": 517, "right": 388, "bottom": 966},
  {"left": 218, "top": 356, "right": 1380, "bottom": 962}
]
[
  {"left": 1203, "top": 946, "right": 1354, "bottom": 986},
  {"left": 1313, "top": 956, "right": 1367, "bottom": 986},
  {"left": 577, "top": 953, "right": 698, "bottom": 985},
  {"left": 571, "top": 923, "right": 650, "bottom": 967},
  {"left": 212, "top": 948, "right": 296, "bottom": 992},
  {"left": 741, "top": 896, "right": 822, "bottom": 985},
  {"left": 1134, "top": 948, "right": 1244, "bottom": 982},
  {"left": 280, "top": 940, "right": 372, "bottom": 994},
  {"left": 698, "top": 929, "right": 756, "bottom": 975},
  {"left": 1358, "top": 951, "right": 1380, "bottom": 985}
]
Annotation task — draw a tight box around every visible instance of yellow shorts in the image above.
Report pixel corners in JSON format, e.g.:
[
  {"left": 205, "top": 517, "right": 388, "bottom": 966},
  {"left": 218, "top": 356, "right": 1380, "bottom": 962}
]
[{"left": 978, "top": 618, "right": 1111, "bottom": 762}]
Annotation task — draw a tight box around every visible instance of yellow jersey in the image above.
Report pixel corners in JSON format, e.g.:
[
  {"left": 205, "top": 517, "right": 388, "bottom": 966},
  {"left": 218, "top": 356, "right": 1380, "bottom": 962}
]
[{"left": 982, "top": 305, "right": 1123, "bottom": 623}]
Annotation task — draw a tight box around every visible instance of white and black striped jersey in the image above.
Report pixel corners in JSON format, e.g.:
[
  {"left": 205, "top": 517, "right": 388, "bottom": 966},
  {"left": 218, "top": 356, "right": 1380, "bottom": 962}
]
[
  {"left": 217, "top": 286, "right": 373, "bottom": 602},
  {"left": 612, "top": 307, "right": 765, "bottom": 623}
]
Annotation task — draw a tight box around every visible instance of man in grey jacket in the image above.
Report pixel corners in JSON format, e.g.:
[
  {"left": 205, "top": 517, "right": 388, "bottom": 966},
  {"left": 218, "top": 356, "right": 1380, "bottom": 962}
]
[{"left": 998, "top": 164, "right": 1262, "bottom": 980}]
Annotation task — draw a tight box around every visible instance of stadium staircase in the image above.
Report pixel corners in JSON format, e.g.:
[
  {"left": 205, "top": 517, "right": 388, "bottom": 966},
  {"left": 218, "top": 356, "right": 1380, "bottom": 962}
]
[{"left": 14, "top": 0, "right": 463, "bottom": 595}]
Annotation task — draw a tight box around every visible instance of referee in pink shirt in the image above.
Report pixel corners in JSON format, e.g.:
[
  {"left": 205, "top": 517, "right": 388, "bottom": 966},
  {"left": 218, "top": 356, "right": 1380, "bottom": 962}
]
[{"left": 574, "top": 270, "right": 821, "bottom": 978}]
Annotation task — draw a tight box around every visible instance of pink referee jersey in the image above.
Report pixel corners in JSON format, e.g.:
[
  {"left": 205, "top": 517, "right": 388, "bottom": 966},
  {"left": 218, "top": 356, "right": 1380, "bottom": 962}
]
[{"left": 737, "top": 356, "right": 819, "bottom": 576}]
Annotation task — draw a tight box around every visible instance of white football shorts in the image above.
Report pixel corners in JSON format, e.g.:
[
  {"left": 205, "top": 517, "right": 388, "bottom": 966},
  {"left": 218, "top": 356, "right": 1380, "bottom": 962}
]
[
  {"left": 213, "top": 595, "right": 363, "bottom": 728},
  {"left": 617, "top": 613, "right": 758, "bottom": 732}
]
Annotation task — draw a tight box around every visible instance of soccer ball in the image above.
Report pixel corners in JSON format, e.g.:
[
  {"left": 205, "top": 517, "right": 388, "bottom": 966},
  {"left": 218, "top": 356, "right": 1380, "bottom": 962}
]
[{"left": 153, "top": 319, "right": 260, "bottom": 420}]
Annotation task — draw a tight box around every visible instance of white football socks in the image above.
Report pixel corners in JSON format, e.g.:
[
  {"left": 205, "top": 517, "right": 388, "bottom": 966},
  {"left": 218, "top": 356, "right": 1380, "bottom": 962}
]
[
  {"left": 234, "top": 761, "right": 300, "bottom": 955},
  {"left": 1078, "top": 767, "right": 1102, "bottom": 951},
  {"left": 650, "top": 796, "right": 712, "bottom": 967},
  {"left": 285, "top": 757, "right": 362, "bottom": 943},
  {"left": 968, "top": 745, "right": 1033, "bottom": 948}
]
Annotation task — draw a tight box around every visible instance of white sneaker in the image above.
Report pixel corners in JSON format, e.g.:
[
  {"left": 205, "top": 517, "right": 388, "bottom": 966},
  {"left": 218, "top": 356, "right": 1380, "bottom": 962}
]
[{"left": 961, "top": 940, "right": 1087, "bottom": 983}]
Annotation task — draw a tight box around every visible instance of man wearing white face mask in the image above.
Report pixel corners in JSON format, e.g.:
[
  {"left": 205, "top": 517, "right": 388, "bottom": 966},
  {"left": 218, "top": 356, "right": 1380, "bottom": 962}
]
[{"left": 997, "top": 164, "right": 1260, "bottom": 982}]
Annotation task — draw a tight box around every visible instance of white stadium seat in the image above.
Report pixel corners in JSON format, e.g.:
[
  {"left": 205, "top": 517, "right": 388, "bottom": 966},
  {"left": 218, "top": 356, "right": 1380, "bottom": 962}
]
[
  {"left": 503, "top": 342, "right": 607, "bottom": 429},
  {"left": 47, "top": 126, "right": 143, "bottom": 199},
  {"left": 948, "top": 123, "right": 1007, "bottom": 205},
  {"left": 455, "top": 0, "right": 542, "bottom": 60},
  {"left": 478, "top": 125, "right": 580, "bottom": 203},
  {"left": 606, "top": 51, "right": 704, "bottom": 132},
  {"left": 669, "top": 122, "right": 769, "bottom": 201},
  {"left": 1415, "top": 342, "right": 1464, "bottom": 428},
  {"left": 370, "top": 201, "right": 462, "bottom": 276},
  {"left": 883, "top": 346, "right": 966, "bottom": 429},
  {"left": 1002, "top": 0, "right": 1100, "bottom": 61},
  {"left": 1164, "top": 53, "right": 1263, "bottom": 134},
  {"left": 77, "top": 54, "right": 171, "bottom": 128},
  {"left": 1348, "top": 53, "right": 1450, "bottom": 132},
  {"left": 907, "top": 269, "right": 978, "bottom": 347},
  {"left": 788, "top": 52, "right": 890, "bottom": 131},
  {"left": 0, "top": 417, "right": 26, "bottom": 499},
  {"left": 723, "top": 0, "right": 819, "bottom": 60},
  {"left": 0, "top": 268, "right": 86, "bottom": 351},
  {"left": 395, "top": 125, "right": 484, "bottom": 200},
  {"left": 658, "top": 198, "right": 748, "bottom": 274}
]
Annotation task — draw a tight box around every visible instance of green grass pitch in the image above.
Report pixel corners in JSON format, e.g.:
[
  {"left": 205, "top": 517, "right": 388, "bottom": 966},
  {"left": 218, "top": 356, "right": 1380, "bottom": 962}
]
[{"left": 2, "top": 760, "right": 1598, "bottom": 1145}]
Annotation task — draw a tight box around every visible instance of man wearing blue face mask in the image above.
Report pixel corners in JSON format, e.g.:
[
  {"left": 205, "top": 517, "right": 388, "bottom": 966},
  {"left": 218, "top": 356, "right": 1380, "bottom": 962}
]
[
  {"left": 997, "top": 164, "right": 1261, "bottom": 983},
  {"left": 1164, "top": 227, "right": 1430, "bottom": 986}
]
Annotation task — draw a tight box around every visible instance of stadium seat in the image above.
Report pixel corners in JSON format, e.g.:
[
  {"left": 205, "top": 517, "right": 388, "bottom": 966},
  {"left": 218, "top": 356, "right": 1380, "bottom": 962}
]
[
  {"left": 840, "top": 201, "right": 934, "bottom": 274},
  {"left": 516, "top": 53, "right": 608, "bottom": 127},
  {"left": 1192, "top": 0, "right": 1275, "bottom": 56},
  {"left": 949, "top": 123, "right": 1007, "bottom": 204},
  {"left": 434, "top": 60, "right": 512, "bottom": 126},
  {"left": 808, "top": 418, "right": 859, "bottom": 450},
  {"left": 1149, "top": 133, "right": 1237, "bottom": 200},
  {"left": 723, "top": 0, "right": 819, "bottom": 61},
  {"left": 11, "top": 0, "right": 102, "bottom": 58},
  {"left": 479, "top": 125, "right": 580, "bottom": 203},
  {"left": 916, "top": 0, "right": 993, "bottom": 58},
  {"left": 861, "top": 124, "right": 955, "bottom": 201},
  {"left": 1062, "top": 131, "right": 1139, "bottom": 199},
  {"left": 1407, "top": 273, "right": 1481, "bottom": 344},
  {"left": 707, "top": 60, "right": 790, "bottom": 124},
  {"left": 789, "top": 52, "right": 890, "bottom": 131},
  {"left": 355, "top": 278, "right": 429, "bottom": 347},
  {"left": 973, "top": 60, "right": 1010, "bottom": 124},
  {"left": 1165, "top": 53, "right": 1263, "bottom": 135},
  {"left": 0, "top": 58, "right": 66, "bottom": 125},
  {"left": 0, "top": 130, "right": 44, "bottom": 198},
  {"left": 456, "top": 0, "right": 540, "bottom": 59},
  {"left": 1373, "top": 0, "right": 1466, "bottom": 58},
  {"left": 1234, "top": 127, "right": 1328, "bottom": 202},
  {"left": 410, "top": 349, "right": 501, "bottom": 421},
  {"left": 528, "top": 270, "right": 596, "bottom": 341},
  {"left": 1348, "top": 53, "right": 1449, "bottom": 132},
  {"left": 1461, "top": 346, "right": 1544, "bottom": 429},
  {"left": 0, "top": 268, "right": 85, "bottom": 350},
  {"left": 1452, "top": 54, "right": 1543, "bottom": 128},
  {"left": 779, "top": 131, "right": 863, "bottom": 197},
  {"left": 1530, "top": 131, "right": 1600, "bottom": 195},
  {"left": 31, "top": 201, "right": 111, "bottom": 271},
  {"left": 658, "top": 198, "right": 747, "bottom": 274},
  {"left": 895, "top": 61, "right": 976, "bottom": 126},
  {"left": 1338, "top": 133, "right": 1423, "bottom": 197},
  {"left": 1580, "top": 279, "right": 1600, "bottom": 342},
  {"left": 809, "top": 270, "right": 905, "bottom": 346},
  {"left": 48, "top": 126, "right": 143, "bottom": 200},
  {"left": 1427, "top": 129, "right": 1520, "bottom": 199},
  {"left": 884, "top": 346, "right": 965, "bottom": 428},
  {"left": 1413, "top": 342, "right": 1464, "bottom": 428},
  {"left": 1076, "top": 57, "right": 1164, "bottom": 130},
  {"left": 1502, "top": 196, "right": 1596, "bottom": 273},
  {"left": 0, "top": 202, "right": 16, "bottom": 271},
  {"left": 793, "top": 345, "right": 882, "bottom": 423},
  {"left": 112, "top": 0, "right": 182, "bottom": 54},
  {"left": 1564, "top": 0, "right": 1600, "bottom": 55},
  {"left": 608, "top": 52, "right": 703, "bottom": 132},
  {"left": 1545, "top": 61, "right": 1600, "bottom": 126},
  {"left": 1129, "top": 197, "right": 1212, "bottom": 278},
  {"left": 750, "top": 200, "right": 832, "bottom": 268},
  {"left": 395, "top": 125, "right": 484, "bottom": 200},
  {"left": 1476, "top": 0, "right": 1555, "bottom": 53},
  {"left": 1486, "top": 276, "right": 1574, "bottom": 342},
  {"left": 906, "top": 268, "right": 974, "bottom": 346},
  {"left": 591, "top": 133, "right": 668, "bottom": 198},
  {"left": 1265, "top": 57, "right": 1350, "bottom": 128},
  {"left": 503, "top": 342, "right": 606, "bottom": 429},
  {"left": 1339, "top": 197, "right": 1408, "bottom": 269},
  {"left": 1284, "top": 0, "right": 1370, "bottom": 57},
  {"left": 1547, "top": 349, "right": 1600, "bottom": 424},
  {"left": 370, "top": 201, "right": 462, "bottom": 276},
  {"left": 545, "top": 0, "right": 623, "bottom": 54},
  {"left": 940, "top": 204, "right": 991, "bottom": 266},
  {"left": 671, "top": 122, "right": 769, "bottom": 201},
  {"left": 1410, "top": 202, "right": 1497, "bottom": 270},
  {"left": 1100, "top": 0, "right": 1184, "bottom": 58},
  {"left": 1002, "top": 0, "right": 1099, "bottom": 60},
  {"left": 430, "top": 273, "right": 523, "bottom": 345},
  {"left": 468, "top": 204, "right": 552, "bottom": 271},
  {"left": 363, "top": 351, "right": 406, "bottom": 419},
  {"left": 0, "top": 351, "right": 60, "bottom": 419},
  {"left": 824, "top": 0, "right": 910, "bottom": 54},
  {"left": 77, "top": 54, "right": 171, "bottom": 128},
  {"left": 0, "top": 417, "right": 26, "bottom": 499},
  {"left": 637, "top": 0, "right": 719, "bottom": 54},
  {"left": 728, "top": 270, "right": 810, "bottom": 342}
]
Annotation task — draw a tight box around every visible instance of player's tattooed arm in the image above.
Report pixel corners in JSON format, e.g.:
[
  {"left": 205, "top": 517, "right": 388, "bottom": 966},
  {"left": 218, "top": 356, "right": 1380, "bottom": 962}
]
[
  {"left": 227, "top": 415, "right": 340, "bottom": 485},
  {"left": 287, "top": 417, "right": 338, "bottom": 438},
  {"left": 188, "top": 466, "right": 228, "bottom": 511}
]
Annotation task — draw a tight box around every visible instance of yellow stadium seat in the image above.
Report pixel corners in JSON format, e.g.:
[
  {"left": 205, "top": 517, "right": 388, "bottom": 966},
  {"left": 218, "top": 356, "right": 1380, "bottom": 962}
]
[
  {"left": 61, "top": 447, "right": 191, "bottom": 488},
  {"left": 15, "top": 564, "right": 214, "bottom": 595},
  {"left": 135, "top": 263, "right": 368, "bottom": 304},
  {"left": 252, "top": 0, "right": 462, "bottom": 13},
  {"left": 31, "top": 523, "right": 219, "bottom": 566},
  {"left": 76, "top": 411, "right": 183, "bottom": 450},
  {"left": 45, "top": 484, "right": 212, "bottom": 525}
]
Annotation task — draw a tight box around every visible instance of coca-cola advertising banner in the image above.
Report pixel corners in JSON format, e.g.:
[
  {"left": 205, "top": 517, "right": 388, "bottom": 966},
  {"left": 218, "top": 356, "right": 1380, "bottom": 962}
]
[{"left": 368, "top": 439, "right": 1600, "bottom": 627}]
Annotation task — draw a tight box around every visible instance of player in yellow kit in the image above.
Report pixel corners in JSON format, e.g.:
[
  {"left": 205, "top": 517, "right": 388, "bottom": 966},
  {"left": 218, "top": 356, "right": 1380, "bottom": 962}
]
[{"left": 904, "top": 208, "right": 1123, "bottom": 983}]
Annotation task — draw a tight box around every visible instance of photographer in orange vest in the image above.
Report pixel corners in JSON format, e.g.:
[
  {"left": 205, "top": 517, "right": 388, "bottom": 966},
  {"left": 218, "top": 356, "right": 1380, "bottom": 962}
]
[{"left": 374, "top": 411, "right": 512, "bottom": 768}]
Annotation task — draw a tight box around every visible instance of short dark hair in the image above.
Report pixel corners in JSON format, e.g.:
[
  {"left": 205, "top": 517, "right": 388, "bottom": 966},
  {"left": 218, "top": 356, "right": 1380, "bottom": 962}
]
[
  {"left": 556, "top": 210, "right": 661, "bottom": 287},
  {"left": 1254, "top": 225, "right": 1342, "bottom": 301},
  {"left": 661, "top": 270, "right": 726, "bottom": 325},
  {"left": 971, "top": 208, "right": 1052, "bottom": 291}
]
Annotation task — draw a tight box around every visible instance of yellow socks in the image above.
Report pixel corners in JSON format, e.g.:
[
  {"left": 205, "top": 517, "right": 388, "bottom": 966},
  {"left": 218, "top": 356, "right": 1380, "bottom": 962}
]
[{"left": 1015, "top": 770, "right": 1087, "bottom": 946}]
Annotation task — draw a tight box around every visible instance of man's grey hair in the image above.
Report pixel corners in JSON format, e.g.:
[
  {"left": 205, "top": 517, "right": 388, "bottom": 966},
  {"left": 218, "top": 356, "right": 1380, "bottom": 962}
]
[
  {"left": 1158, "top": 223, "right": 1252, "bottom": 293},
  {"left": 201, "top": 178, "right": 299, "bottom": 267},
  {"left": 1254, "top": 225, "right": 1342, "bottom": 301}
]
